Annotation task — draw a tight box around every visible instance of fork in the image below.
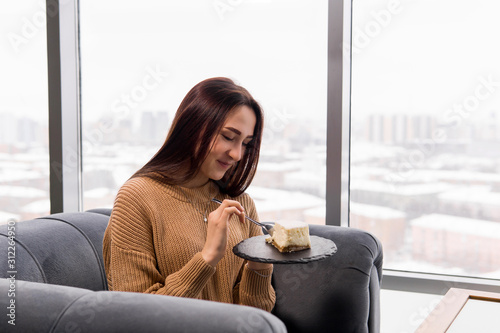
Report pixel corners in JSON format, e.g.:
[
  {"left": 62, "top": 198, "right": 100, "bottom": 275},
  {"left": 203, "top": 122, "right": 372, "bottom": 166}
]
[{"left": 211, "top": 198, "right": 275, "bottom": 236}]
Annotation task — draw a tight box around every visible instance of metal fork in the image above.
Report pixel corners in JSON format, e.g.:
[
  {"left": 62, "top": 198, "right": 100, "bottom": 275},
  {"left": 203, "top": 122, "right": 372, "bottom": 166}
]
[{"left": 211, "top": 198, "right": 275, "bottom": 236}]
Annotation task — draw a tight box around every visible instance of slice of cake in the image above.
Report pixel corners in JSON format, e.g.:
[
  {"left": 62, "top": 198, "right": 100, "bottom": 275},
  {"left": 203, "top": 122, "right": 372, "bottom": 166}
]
[{"left": 265, "top": 220, "right": 311, "bottom": 253}]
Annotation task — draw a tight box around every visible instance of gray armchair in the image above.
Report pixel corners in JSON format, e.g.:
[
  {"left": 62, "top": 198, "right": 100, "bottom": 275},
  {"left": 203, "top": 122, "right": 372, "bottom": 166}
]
[{"left": 1, "top": 210, "right": 382, "bottom": 332}]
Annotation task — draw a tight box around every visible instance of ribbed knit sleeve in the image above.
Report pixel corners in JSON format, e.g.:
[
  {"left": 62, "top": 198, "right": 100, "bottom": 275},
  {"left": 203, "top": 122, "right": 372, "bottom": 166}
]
[
  {"left": 103, "top": 178, "right": 215, "bottom": 298},
  {"left": 239, "top": 264, "right": 275, "bottom": 311}
]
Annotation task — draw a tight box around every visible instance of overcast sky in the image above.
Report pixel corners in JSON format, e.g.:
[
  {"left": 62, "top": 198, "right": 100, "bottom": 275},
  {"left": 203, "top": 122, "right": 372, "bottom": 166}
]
[
  {"left": 352, "top": 0, "right": 500, "bottom": 117},
  {"left": 1, "top": 0, "right": 499, "bottom": 124}
]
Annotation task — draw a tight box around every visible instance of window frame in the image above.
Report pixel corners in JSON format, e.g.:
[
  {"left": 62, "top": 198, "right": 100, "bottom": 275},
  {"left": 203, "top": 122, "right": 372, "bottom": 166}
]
[
  {"left": 47, "top": 0, "right": 82, "bottom": 213},
  {"left": 46, "top": 0, "right": 500, "bottom": 295}
]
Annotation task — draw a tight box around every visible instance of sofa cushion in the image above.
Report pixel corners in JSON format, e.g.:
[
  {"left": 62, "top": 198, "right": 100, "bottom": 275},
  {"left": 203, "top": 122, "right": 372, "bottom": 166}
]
[{"left": 1, "top": 278, "right": 91, "bottom": 332}]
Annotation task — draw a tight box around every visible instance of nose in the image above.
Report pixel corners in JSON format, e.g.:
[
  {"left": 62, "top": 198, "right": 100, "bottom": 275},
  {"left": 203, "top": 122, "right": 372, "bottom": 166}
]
[{"left": 228, "top": 143, "right": 243, "bottom": 162}]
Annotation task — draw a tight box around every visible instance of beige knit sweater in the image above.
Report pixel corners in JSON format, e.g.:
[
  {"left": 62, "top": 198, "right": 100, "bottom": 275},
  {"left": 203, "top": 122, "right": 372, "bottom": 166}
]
[{"left": 103, "top": 176, "right": 276, "bottom": 312}]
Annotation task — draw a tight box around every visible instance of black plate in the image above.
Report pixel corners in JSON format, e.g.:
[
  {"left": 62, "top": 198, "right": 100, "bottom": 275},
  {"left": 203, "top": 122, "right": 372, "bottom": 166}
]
[{"left": 233, "top": 235, "right": 337, "bottom": 264}]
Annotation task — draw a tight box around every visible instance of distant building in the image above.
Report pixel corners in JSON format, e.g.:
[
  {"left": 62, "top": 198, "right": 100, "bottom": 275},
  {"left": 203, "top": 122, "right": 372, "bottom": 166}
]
[
  {"left": 0, "top": 185, "right": 48, "bottom": 221},
  {"left": 139, "top": 111, "right": 169, "bottom": 144},
  {"left": 421, "top": 170, "right": 500, "bottom": 188},
  {"left": 350, "top": 202, "right": 406, "bottom": 256},
  {"left": 438, "top": 186, "right": 500, "bottom": 222},
  {"left": 472, "top": 111, "right": 500, "bottom": 141},
  {"left": 411, "top": 214, "right": 500, "bottom": 273},
  {"left": 303, "top": 206, "right": 325, "bottom": 225},
  {"left": 252, "top": 162, "right": 301, "bottom": 189},
  {"left": 248, "top": 186, "right": 324, "bottom": 223},
  {"left": 18, "top": 117, "right": 39, "bottom": 143},
  {"left": 0, "top": 114, "right": 18, "bottom": 144},
  {"left": 367, "top": 114, "right": 437, "bottom": 144},
  {"left": 0, "top": 115, "right": 46, "bottom": 145},
  {"left": 350, "top": 179, "right": 454, "bottom": 219}
]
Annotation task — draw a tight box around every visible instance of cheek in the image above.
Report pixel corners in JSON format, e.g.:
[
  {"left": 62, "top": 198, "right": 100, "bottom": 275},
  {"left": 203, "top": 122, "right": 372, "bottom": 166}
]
[
  {"left": 211, "top": 140, "right": 228, "bottom": 155},
  {"left": 205, "top": 145, "right": 223, "bottom": 167},
  {"left": 200, "top": 158, "right": 215, "bottom": 178}
]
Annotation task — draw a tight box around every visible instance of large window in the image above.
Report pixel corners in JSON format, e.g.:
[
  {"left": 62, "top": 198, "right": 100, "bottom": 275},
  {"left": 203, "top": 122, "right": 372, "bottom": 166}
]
[
  {"left": 79, "top": 0, "right": 328, "bottom": 224},
  {"left": 39, "top": 0, "right": 500, "bottom": 294},
  {"left": 351, "top": 0, "right": 500, "bottom": 279},
  {"left": 0, "top": 1, "right": 49, "bottom": 223}
]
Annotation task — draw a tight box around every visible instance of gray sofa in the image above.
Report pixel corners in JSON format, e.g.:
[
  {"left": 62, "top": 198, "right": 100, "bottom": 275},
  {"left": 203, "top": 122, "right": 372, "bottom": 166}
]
[{"left": 0, "top": 210, "right": 383, "bottom": 332}]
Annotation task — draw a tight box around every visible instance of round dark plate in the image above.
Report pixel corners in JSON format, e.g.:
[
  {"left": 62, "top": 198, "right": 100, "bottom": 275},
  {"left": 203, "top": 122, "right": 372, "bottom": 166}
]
[{"left": 233, "top": 235, "right": 337, "bottom": 264}]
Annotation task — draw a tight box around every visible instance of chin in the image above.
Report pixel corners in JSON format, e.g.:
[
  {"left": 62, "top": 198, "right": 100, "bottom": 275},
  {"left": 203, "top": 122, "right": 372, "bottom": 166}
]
[{"left": 209, "top": 172, "right": 226, "bottom": 182}]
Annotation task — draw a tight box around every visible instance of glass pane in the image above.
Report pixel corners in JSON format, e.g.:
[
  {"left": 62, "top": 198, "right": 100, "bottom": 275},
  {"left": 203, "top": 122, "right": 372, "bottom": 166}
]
[
  {"left": 351, "top": 0, "right": 500, "bottom": 278},
  {"left": 0, "top": 1, "right": 49, "bottom": 223},
  {"left": 79, "top": 0, "right": 328, "bottom": 224}
]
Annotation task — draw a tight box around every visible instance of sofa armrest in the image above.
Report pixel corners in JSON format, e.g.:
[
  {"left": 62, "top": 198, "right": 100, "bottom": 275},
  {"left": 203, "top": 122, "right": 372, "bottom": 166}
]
[
  {"left": 271, "top": 224, "right": 383, "bottom": 333},
  {"left": 0, "top": 279, "right": 286, "bottom": 333}
]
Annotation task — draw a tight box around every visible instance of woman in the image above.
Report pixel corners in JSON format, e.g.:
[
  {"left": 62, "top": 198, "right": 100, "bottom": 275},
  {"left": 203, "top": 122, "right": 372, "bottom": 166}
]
[{"left": 103, "top": 77, "right": 276, "bottom": 312}]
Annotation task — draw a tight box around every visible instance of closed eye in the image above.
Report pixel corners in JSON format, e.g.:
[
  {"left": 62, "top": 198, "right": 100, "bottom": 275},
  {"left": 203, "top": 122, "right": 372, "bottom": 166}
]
[
  {"left": 243, "top": 140, "right": 254, "bottom": 148},
  {"left": 221, "top": 132, "right": 253, "bottom": 148}
]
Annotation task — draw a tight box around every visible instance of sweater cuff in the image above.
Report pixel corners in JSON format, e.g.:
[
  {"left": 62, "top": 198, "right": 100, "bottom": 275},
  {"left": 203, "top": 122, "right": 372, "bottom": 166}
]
[
  {"left": 242, "top": 264, "right": 273, "bottom": 293},
  {"left": 173, "top": 252, "right": 216, "bottom": 297}
]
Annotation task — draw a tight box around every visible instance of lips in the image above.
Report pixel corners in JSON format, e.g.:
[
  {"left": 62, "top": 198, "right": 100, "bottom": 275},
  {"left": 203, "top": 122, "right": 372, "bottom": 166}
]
[{"left": 217, "top": 160, "right": 233, "bottom": 169}]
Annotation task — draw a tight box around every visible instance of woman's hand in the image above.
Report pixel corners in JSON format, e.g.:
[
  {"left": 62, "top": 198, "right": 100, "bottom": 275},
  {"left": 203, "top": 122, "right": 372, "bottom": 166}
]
[{"left": 201, "top": 199, "right": 245, "bottom": 267}]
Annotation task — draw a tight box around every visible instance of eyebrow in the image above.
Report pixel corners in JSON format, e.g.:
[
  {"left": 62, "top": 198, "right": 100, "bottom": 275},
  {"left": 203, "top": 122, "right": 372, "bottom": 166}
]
[{"left": 224, "top": 127, "right": 253, "bottom": 139}]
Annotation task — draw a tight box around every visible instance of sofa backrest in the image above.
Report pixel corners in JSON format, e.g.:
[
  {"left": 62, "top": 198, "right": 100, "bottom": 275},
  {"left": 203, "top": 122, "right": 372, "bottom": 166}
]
[{"left": 0, "top": 212, "right": 110, "bottom": 291}]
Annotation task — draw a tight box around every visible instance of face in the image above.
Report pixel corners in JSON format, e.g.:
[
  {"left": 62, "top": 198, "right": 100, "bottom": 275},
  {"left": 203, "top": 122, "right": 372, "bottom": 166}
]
[{"left": 189, "top": 105, "right": 256, "bottom": 187}]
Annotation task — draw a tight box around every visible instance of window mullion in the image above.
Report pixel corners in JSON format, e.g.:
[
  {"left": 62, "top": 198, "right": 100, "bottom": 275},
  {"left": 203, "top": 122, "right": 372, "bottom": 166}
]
[
  {"left": 326, "top": 0, "right": 351, "bottom": 226},
  {"left": 47, "top": 0, "right": 82, "bottom": 213}
]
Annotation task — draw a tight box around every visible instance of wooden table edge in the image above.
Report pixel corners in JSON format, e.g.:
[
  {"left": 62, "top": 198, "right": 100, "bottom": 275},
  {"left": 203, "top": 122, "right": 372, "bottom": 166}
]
[{"left": 415, "top": 288, "right": 500, "bottom": 333}]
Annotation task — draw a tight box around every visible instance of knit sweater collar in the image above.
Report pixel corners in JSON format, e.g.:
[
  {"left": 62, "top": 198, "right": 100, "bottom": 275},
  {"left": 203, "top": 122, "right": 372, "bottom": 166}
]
[{"left": 163, "top": 180, "right": 219, "bottom": 204}]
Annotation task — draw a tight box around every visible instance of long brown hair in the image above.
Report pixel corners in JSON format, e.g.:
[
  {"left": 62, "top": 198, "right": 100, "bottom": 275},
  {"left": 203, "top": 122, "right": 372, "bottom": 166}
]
[{"left": 132, "top": 77, "right": 264, "bottom": 197}]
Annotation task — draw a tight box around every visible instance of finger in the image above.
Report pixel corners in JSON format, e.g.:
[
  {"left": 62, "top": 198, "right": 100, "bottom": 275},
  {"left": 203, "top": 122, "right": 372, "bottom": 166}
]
[
  {"left": 220, "top": 199, "right": 245, "bottom": 214},
  {"left": 221, "top": 206, "right": 244, "bottom": 223},
  {"left": 231, "top": 207, "right": 245, "bottom": 224},
  {"left": 220, "top": 200, "right": 245, "bottom": 224}
]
